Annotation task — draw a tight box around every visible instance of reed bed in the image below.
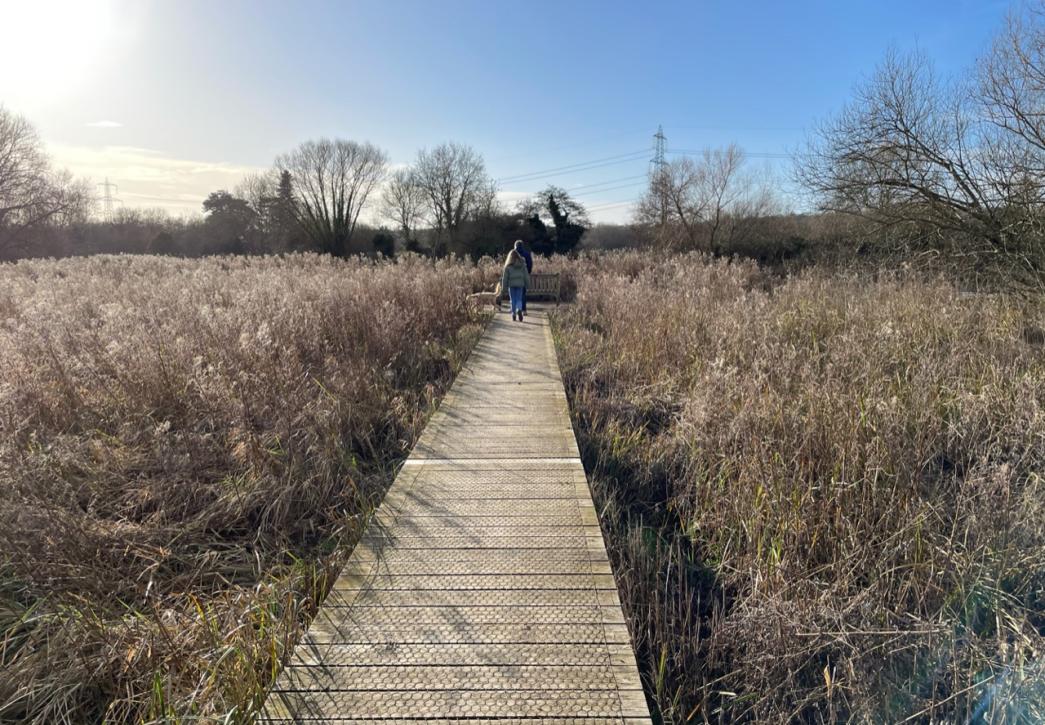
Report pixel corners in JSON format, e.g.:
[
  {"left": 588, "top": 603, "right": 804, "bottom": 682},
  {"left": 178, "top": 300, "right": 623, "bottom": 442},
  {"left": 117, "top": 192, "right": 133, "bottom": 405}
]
[
  {"left": 552, "top": 252, "right": 1045, "bottom": 722},
  {"left": 0, "top": 253, "right": 486, "bottom": 723}
]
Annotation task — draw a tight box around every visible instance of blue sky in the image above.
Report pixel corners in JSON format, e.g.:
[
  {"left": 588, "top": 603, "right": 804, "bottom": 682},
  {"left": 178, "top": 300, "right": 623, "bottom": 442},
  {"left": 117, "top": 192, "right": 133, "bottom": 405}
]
[{"left": 0, "top": 0, "right": 1015, "bottom": 221}]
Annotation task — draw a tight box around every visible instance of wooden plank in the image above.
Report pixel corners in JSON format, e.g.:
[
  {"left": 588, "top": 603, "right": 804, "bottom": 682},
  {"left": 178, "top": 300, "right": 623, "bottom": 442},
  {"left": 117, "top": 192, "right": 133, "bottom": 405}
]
[
  {"left": 330, "top": 573, "right": 620, "bottom": 591},
  {"left": 262, "top": 689, "right": 635, "bottom": 719},
  {"left": 285, "top": 642, "right": 641, "bottom": 667},
  {"left": 271, "top": 663, "right": 635, "bottom": 691},
  {"left": 301, "top": 621, "right": 627, "bottom": 645}
]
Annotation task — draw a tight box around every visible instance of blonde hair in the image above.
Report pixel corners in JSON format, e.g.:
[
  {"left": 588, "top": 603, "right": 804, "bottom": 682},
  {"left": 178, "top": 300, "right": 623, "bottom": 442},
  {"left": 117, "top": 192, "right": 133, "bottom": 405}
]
[{"left": 504, "top": 249, "right": 522, "bottom": 268}]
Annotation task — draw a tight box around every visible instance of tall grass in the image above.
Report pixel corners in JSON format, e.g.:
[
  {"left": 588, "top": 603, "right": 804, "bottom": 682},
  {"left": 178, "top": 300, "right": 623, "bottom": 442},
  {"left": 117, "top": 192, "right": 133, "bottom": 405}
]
[
  {"left": 552, "top": 252, "right": 1045, "bottom": 722},
  {"left": 0, "top": 253, "right": 486, "bottom": 723}
]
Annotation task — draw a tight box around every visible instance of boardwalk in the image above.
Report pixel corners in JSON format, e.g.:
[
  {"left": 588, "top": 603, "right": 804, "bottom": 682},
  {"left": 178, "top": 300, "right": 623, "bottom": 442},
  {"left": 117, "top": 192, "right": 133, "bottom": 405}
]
[{"left": 261, "top": 308, "right": 651, "bottom": 723}]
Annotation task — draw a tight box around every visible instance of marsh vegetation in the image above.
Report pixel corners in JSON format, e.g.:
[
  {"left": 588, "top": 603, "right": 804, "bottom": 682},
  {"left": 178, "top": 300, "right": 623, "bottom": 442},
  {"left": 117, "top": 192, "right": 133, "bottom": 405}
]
[
  {"left": 552, "top": 252, "right": 1045, "bottom": 722},
  {"left": 0, "top": 254, "right": 486, "bottom": 722}
]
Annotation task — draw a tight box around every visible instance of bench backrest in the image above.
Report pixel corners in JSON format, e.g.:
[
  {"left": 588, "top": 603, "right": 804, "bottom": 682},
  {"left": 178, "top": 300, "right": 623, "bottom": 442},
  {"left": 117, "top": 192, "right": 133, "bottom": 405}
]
[
  {"left": 528, "top": 272, "right": 560, "bottom": 302},
  {"left": 498, "top": 272, "right": 561, "bottom": 304}
]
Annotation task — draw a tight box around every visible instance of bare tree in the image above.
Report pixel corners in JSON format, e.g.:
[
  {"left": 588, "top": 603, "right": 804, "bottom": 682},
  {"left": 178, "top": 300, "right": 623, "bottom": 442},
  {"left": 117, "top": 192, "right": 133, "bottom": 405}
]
[
  {"left": 413, "top": 142, "right": 495, "bottom": 246},
  {"left": 797, "top": 51, "right": 1009, "bottom": 240},
  {"left": 700, "top": 145, "right": 749, "bottom": 254},
  {"left": 638, "top": 157, "right": 703, "bottom": 248},
  {"left": 980, "top": 4, "right": 1045, "bottom": 161},
  {"left": 235, "top": 171, "right": 276, "bottom": 216},
  {"left": 978, "top": 1, "right": 1045, "bottom": 265},
  {"left": 638, "top": 144, "right": 770, "bottom": 255},
  {"left": 275, "top": 139, "right": 388, "bottom": 257},
  {"left": 723, "top": 171, "right": 780, "bottom": 248},
  {"left": 798, "top": 46, "right": 1045, "bottom": 286},
  {"left": 380, "top": 167, "right": 427, "bottom": 240},
  {"left": 0, "top": 107, "right": 90, "bottom": 258}
]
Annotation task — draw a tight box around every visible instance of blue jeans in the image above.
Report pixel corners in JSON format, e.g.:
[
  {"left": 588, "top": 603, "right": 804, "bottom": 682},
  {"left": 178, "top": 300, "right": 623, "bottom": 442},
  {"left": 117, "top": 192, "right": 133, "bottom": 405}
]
[{"left": 509, "top": 286, "right": 524, "bottom": 315}]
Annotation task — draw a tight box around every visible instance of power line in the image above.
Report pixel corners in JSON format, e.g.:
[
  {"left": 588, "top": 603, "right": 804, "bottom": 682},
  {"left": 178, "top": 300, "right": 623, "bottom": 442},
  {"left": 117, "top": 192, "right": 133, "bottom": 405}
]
[
  {"left": 495, "top": 150, "right": 648, "bottom": 184},
  {"left": 567, "top": 173, "right": 648, "bottom": 191},
  {"left": 506, "top": 174, "right": 647, "bottom": 199},
  {"left": 586, "top": 203, "right": 639, "bottom": 217},
  {"left": 497, "top": 149, "right": 647, "bottom": 180},
  {"left": 587, "top": 197, "right": 641, "bottom": 211},
  {"left": 495, "top": 141, "right": 793, "bottom": 190},
  {"left": 572, "top": 181, "right": 647, "bottom": 197},
  {"left": 496, "top": 154, "right": 649, "bottom": 185},
  {"left": 487, "top": 128, "right": 651, "bottom": 164},
  {"left": 666, "top": 124, "right": 804, "bottom": 132},
  {"left": 667, "top": 148, "right": 794, "bottom": 159},
  {"left": 483, "top": 134, "right": 794, "bottom": 222}
]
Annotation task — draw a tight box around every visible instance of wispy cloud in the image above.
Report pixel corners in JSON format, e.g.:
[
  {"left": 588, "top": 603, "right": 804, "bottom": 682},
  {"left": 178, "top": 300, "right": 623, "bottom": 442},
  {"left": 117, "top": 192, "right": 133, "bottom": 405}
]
[
  {"left": 85, "top": 120, "right": 124, "bottom": 128},
  {"left": 50, "top": 144, "right": 264, "bottom": 217}
]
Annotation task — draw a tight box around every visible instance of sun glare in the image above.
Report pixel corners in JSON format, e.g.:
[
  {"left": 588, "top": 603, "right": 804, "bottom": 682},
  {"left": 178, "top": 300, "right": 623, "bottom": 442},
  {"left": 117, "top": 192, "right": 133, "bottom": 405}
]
[{"left": 0, "top": 0, "right": 117, "bottom": 108}]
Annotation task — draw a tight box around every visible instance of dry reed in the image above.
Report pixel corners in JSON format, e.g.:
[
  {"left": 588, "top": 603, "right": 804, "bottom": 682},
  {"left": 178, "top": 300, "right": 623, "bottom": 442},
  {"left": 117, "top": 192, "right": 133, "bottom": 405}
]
[
  {"left": 0, "top": 253, "right": 486, "bottom": 723},
  {"left": 552, "top": 252, "right": 1045, "bottom": 723}
]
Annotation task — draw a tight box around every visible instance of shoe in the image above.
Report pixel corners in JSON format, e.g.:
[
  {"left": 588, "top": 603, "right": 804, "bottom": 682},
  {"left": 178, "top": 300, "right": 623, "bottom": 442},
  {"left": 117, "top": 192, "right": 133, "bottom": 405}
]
[{"left": 511, "top": 311, "right": 517, "bottom": 321}]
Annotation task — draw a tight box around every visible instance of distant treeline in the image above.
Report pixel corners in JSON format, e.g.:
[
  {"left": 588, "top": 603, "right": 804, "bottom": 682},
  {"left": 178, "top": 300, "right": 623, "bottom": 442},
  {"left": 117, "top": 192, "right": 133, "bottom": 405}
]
[{"left": 9, "top": 198, "right": 870, "bottom": 272}]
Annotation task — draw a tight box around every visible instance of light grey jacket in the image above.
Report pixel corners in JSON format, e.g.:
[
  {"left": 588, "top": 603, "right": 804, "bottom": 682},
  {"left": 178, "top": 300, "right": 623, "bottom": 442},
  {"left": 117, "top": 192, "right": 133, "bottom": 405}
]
[{"left": 500, "top": 261, "right": 530, "bottom": 290}]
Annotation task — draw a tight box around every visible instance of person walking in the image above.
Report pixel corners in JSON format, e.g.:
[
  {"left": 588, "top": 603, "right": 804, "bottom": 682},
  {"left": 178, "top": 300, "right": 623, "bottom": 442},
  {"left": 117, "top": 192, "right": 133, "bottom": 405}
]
[
  {"left": 501, "top": 248, "right": 530, "bottom": 322},
  {"left": 513, "top": 239, "right": 533, "bottom": 317}
]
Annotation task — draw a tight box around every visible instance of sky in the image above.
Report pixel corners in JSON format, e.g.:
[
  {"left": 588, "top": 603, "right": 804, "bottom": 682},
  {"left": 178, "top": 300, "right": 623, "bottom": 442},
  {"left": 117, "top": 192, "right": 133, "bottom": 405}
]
[{"left": 0, "top": 0, "right": 1016, "bottom": 223}]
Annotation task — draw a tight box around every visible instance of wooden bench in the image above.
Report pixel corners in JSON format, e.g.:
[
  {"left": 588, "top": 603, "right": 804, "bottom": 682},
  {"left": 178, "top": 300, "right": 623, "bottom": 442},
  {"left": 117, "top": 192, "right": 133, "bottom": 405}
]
[{"left": 501, "top": 272, "right": 560, "bottom": 306}]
